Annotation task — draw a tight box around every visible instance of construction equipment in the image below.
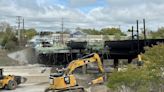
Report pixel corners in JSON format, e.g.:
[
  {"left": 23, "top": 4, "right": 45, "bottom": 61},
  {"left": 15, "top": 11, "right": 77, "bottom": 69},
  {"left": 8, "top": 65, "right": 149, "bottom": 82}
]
[
  {"left": 45, "top": 53, "right": 105, "bottom": 92},
  {"left": 0, "top": 68, "right": 27, "bottom": 90},
  {"left": 137, "top": 54, "right": 144, "bottom": 66}
]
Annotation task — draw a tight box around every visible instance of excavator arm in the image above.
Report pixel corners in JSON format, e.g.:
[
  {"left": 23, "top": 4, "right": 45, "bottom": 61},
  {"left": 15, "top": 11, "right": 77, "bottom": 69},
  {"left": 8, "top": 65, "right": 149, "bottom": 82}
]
[
  {"left": 65, "top": 53, "right": 105, "bottom": 75},
  {"left": 63, "top": 53, "right": 105, "bottom": 85},
  {"left": 45, "top": 53, "right": 105, "bottom": 92}
]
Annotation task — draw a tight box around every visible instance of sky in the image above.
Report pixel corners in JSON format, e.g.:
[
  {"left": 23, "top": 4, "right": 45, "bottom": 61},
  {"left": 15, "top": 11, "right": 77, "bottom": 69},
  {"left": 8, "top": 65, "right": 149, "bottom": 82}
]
[{"left": 0, "top": 0, "right": 164, "bottom": 32}]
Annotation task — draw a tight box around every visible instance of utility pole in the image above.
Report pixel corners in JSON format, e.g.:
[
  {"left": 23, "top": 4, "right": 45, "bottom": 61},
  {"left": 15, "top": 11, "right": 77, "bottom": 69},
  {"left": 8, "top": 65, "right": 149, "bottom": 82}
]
[
  {"left": 23, "top": 18, "right": 24, "bottom": 30},
  {"left": 143, "top": 19, "right": 146, "bottom": 40},
  {"left": 118, "top": 25, "right": 121, "bottom": 30},
  {"left": 16, "top": 16, "right": 22, "bottom": 45},
  {"left": 61, "top": 17, "right": 64, "bottom": 44},
  {"left": 131, "top": 26, "right": 134, "bottom": 40},
  {"left": 136, "top": 20, "right": 140, "bottom": 54},
  {"left": 22, "top": 18, "right": 25, "bottom": 42}
]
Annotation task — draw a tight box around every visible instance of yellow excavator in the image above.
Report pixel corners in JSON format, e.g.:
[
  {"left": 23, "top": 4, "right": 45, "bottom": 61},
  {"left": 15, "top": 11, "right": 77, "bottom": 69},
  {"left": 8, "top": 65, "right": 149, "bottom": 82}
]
[
  {"left": 0, "top": 68, "right": 27, "bottom": 90},
  {"left": 45, "top": 53, "right": 105, "bottom": 92}
]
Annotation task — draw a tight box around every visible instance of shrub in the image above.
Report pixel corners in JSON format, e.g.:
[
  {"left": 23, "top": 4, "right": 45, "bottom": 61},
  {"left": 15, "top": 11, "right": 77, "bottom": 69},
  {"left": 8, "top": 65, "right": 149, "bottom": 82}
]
[
  {"left": 5, "top": 40, "right": 17, "bottom": 50},
  {"left": 107, "top": 43, "right": 164, "bottom": 92}
]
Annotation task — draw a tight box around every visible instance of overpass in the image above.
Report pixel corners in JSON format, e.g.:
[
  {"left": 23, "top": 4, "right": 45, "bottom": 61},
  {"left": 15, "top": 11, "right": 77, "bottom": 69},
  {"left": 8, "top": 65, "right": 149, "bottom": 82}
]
[{"left": 104, "top": 39, "right": 164, "bottom": 67}]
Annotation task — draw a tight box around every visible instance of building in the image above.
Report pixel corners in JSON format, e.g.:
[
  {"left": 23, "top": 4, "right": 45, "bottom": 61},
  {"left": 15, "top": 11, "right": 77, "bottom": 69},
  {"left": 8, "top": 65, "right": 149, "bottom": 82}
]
[
  {"left": 69, "top": 30, "right": 127, "bottom": 43},
  {"left": 86, "top": 35, "right": 103, "bottom": 43},
  {"left": 51, "top": 33, "right": 70, "bottom": 44},
  {"left": 69, "top": 30, "right": 87, "bottom": 41}
]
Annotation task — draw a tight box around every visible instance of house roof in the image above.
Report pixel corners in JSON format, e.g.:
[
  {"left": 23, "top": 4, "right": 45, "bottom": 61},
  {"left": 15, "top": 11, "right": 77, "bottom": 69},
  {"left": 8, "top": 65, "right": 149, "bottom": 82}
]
[{"left": 71, "top": 30, "right": 87, "bottom": 36}]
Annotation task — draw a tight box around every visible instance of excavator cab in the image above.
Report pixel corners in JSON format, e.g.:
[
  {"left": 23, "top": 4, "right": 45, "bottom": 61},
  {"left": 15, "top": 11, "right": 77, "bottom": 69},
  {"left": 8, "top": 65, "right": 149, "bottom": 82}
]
[
  {"left": 50, "top": 67, "right": 65, "bottom": 77},
  {"left": 47, "top": 68, "right": 80, "bottom": 91}
]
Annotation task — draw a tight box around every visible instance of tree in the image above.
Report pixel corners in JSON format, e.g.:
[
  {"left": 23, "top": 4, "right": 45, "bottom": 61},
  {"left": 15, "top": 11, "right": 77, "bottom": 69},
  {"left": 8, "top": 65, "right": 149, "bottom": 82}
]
[
  {"left": 22, "top": 28, "right": 37, "bottom": 40},
  {"left": 5, "top": 40, "right": 17, "bottom": 50},
  {"left": 114, "top": 33, "right": 121, "bottom": 40},
  {"left": 82, "top": 28, "right": 100, "bottom": 35},
  {"left": 0, "top": 21, "right": 10, "bottom": 32},
  {"left": 100, "top": 28, "right": 126, "bottom": 36},
  {"left": 1, "top": 26, "right": 18, "bottom": 50},
  {"left": 38, "top": 31, "right": 52, "bottom": 36},
  {"left": 151, "top": 27, "right": 164, "bottom": 39},
  {"left": 81, "top": 27, "right": 126, "bottom": 36},
  {"left": 56, "top": 28, "right": 71, "bottom": 34},
  {"left": 107, "top": 43, "right": 164, "bottom": 92},
  {"left": 0, "top": 22, "right": 10, "bottom": 42}
]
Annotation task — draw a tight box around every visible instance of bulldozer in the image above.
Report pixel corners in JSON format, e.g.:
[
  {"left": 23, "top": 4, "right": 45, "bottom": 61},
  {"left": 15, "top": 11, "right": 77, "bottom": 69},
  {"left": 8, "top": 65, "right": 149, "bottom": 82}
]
[
  {"left": 45, "top": 53, "right": 106, "bottom": 92},
  {"left": 0, "top": 68, "right": 27, "bottom": 90}
]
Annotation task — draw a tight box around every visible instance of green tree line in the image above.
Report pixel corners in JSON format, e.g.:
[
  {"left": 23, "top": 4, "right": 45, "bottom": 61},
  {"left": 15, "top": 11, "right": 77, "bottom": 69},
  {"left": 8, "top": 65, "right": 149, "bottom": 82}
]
[
  {"left": 151, "top": 27, "right": 164, "bottom": 39},
  {"left": 0, "top": 26, "right": 37, "bottom": 50},
  {"left": 81, "top": 27, "right": 126, "bottom": 36}
]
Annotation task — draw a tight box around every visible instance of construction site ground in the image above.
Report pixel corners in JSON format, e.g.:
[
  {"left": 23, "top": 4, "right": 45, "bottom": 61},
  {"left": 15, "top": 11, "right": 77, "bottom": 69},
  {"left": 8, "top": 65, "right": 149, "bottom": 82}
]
[
  {"left": 0, "top": 65, "right": 110, "bottom": 92},
  {"left": 0, "top": 48, "right": 112, "bottom": 92}
]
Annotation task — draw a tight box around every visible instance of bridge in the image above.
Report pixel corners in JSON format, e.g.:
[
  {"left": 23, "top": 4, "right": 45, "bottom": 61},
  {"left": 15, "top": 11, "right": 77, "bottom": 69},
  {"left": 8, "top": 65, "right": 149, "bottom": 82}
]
[{"left": 104, "top": 39, "right": 164, "bottom": 67}]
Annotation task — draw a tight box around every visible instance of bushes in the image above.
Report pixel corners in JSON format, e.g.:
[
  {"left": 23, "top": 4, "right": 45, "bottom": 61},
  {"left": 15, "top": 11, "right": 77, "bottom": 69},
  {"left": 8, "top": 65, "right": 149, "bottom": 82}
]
[
  {"left": 5, "top": 40, "right": 17, "bottom": 50},
  {"left": 151, "top": 27, "right": 164, "bottom": 39},
  {"left": 1, "top": 30, "right": 18, "bottom": 50},
  {"left": 107, "top": 43, "right": 164, "bottom": 92},
  {"left": 1, "top": 37, "right": 18, "bottom": 50},
  {"left": 107, "top": 66, "right": 151, "bottom": 92}
]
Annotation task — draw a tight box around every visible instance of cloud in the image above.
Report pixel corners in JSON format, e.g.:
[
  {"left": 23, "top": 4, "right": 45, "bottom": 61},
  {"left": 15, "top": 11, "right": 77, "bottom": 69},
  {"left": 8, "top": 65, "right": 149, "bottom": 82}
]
[
  {"left": 107, "top": 0, "right": 164, "bottom": 7},
  {"left": 0, "top": 0, "right": 89, "bottom": 31},
  {"left": 87, "top": 0, "right": 164, "bottom": 30},
  {"left": 69, "top": 0, "right": 97, "bottom": 7},
  {"left": 0, "top": 0, "right": 164, "bottom": 32}
]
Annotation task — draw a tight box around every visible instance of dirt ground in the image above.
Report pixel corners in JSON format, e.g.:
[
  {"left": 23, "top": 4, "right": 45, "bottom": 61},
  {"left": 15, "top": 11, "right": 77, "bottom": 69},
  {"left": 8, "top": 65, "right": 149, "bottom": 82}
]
[
  {"left": 0, "top": 65, "right": 110, "bottom": 92},
  {"left": 0, "top": 65, "right": 49, "bottom": 92},
  {"left": 0, "top": 49, "right": 111, "bottom": 92}
]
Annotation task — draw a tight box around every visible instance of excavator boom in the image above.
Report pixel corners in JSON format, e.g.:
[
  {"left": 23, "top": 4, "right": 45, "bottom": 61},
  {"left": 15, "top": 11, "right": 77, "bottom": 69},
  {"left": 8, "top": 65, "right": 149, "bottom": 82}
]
[
  {"left": 45, "top": 53, "right": 105, "bottom": 92},
  {"left": 65, "top": 53, "right": 104, "bottom": 75}
]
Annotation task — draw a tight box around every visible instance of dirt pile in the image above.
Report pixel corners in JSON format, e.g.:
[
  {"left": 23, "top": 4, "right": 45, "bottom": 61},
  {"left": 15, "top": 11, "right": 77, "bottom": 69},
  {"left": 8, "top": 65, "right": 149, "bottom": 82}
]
[
  {"left": 7, "top": 48, "right": 37, "bottom": 65},
  {"left": 0, "top": 49, "right": 18, "bottom": 66},
  {"left": 86, "top": 85, "right": 110, "bottom": 92}
]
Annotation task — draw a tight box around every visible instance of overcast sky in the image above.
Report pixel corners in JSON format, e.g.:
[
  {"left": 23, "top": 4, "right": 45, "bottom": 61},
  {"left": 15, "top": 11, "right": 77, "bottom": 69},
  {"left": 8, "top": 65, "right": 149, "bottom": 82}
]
[{"left": 0, "top": 0, "right": 164, "bottom": 32}]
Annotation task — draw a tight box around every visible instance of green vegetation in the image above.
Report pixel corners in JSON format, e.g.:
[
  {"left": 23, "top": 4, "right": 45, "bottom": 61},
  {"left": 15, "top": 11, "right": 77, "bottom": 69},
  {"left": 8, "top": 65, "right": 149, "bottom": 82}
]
[
  {"left": 151, "top": 27, "right": 164, "bottom": 39},
  {"left": 0, "top": 32, "right": 5, "bottom": 42},
  {"left": 39, "top": 31, "right": 53, "bottom": 36},
  {"left": 100, "top": 28, "right": 126, "bottom": 36},
  {"left": 107, "top": 44, "right": 164, "bottom": 92},
  {"left": 22, "top": 28, "right": 37, "bottom": 40},
  {"left": 1, "top": 27, "right": 18, "bottom": 50},
  {"left": 82, "top": 28, "right": 101, "bottom": 35},
  {"left": 81, "top": 27, "right": 126, "bottom": 36},
  {"left": 0, "top": 23, "right": 37, "bottom": 50}
]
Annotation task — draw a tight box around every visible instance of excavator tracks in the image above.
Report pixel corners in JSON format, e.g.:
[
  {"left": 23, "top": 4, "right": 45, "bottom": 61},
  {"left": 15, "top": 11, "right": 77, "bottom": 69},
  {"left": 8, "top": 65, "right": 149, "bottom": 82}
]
[{"left": 45, "top": 86, "right": 85, "bottom": 92}]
